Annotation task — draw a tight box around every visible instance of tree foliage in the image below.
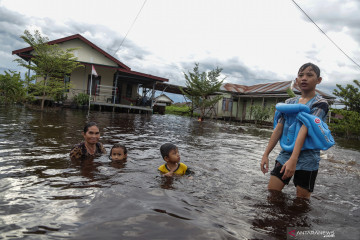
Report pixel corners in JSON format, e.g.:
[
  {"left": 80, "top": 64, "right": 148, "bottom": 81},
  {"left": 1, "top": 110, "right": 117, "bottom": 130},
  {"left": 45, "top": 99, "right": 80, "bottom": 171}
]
[
  {"left": 333, "top": 80, "right": 360, "bottom": 113},
  {"left": 0, "top": 70, "right": 26, "bottom": 104},
  {"left": 165, "top": 104, "right": 199, "bottom": 117},
  {"left": 14, "top": 30, "right": 82, "bottom": 110},
  {"left": 329, "top": 109, "right": 360, "bottom": 139},
  {"left": 250, "top": 105, "right": 275, "bottom": 125},
  {"left": 180, "top": 63, "right": 224, "bottom": 119},
  {"left": 27, "top": 79, "right": 72, "bottom": 102},
  {"left": 73, "top": 93, "right": 90, "bottom": 106}
]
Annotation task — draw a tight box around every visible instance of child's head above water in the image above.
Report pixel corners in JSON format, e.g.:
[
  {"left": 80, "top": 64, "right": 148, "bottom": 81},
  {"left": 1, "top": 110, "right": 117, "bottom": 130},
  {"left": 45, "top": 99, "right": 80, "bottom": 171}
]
[
  {"left": 160, "top": 143, "right": 180, "bottom": 163},
  {"left": 109, "top": 144, "right": 127, "bottom": 161},
  {"left": 160, "top": 143, "right": 177, "bottom": 159}
]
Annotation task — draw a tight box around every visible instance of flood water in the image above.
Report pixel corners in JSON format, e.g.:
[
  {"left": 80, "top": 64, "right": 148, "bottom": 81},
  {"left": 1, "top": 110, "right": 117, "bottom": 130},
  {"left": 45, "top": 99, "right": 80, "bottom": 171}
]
[{"left": 0, "top": 105, "right": 359, "bottom": 240}]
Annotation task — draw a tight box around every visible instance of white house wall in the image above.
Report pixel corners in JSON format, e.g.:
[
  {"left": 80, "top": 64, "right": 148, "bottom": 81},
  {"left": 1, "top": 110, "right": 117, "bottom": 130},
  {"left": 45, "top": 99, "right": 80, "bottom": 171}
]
[
  {"left": 208, "top": 95, "right": 284, "bottom": 122},
  {"left": 68, "top": 67, "right": 87, "bottom": 98},
  {"left": 117, "top": 81, "right": 139, "bottom": 105},
  {"left": 58, "top": 39, "right": 118, "bottom": 67},
  {"left": 68, "top": 65, "right": 117, "bottom": 101},
  {"left": 156, "top": 95, "right": 172, "bottom": 103},
  {"left": 30, "top": 38, "right": 121, "bottom": 101},
  {"left": 232, "top": 101, "right": 238, "bottom": 117},
  {"left": 214, "top": 94, "right": 232, "bottom": 117},
  {"left": 68, "top": 66, "right": 139, "bottom": 104}
]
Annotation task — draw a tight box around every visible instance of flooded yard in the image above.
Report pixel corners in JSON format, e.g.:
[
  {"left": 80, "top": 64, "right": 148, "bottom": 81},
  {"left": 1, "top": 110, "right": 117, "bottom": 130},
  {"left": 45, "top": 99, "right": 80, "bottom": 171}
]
[{"left": 0, "top": 105, "right": 359, "bottom": 239}]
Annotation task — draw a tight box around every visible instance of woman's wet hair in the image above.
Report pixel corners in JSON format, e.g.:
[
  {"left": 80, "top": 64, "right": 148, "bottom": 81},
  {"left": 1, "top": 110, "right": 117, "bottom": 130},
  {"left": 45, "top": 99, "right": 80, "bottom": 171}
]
[
  {"left": 110, "top": 144, "right": 127, "bottom": 156},
  {"left": 83, "top": 122, "right": 98, "bottom": 133},
  {"left": 298, "top": 62, "right": 321, "bottom": 78},
  {"left": 160, "top": 143, "right": 177, "bottom": 159}
]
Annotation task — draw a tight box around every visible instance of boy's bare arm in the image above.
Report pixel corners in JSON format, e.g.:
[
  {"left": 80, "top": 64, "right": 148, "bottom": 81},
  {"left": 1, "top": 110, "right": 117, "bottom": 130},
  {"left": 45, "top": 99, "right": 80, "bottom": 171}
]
[
  {"left": 280, "top": 125, "right": 308, "bottom": 179},
  {"left": 163, "top": 169, "right": 174, "bottom": 177},
  {"left": 260, "top": 123, "right": 283, "bottom": 174}
]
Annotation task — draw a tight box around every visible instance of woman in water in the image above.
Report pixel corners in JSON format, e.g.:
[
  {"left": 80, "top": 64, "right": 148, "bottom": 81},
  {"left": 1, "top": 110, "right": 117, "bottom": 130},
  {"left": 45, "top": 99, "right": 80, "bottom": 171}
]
[{"left": 70, "top": 122, "right": 106, "bottom": 161}]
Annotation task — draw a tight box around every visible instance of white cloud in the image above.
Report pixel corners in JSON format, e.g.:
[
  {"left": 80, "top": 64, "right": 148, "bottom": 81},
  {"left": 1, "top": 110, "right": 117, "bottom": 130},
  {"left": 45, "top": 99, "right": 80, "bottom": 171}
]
[{"left": 1, "top": 0, "right": 359, "bottom": 97}]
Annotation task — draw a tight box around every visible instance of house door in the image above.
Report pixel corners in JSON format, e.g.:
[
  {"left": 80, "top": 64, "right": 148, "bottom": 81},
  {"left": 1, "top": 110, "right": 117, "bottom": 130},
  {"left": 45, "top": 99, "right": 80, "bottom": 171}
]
[
  {"left": 242, "top": 100, "right": 247, "bottom": 121},
  {"left": 113, "top": 75, "right": 122, "bottom": 104},
  {"left": 87, "top": 75, "right": 101, "bottom": 96}
]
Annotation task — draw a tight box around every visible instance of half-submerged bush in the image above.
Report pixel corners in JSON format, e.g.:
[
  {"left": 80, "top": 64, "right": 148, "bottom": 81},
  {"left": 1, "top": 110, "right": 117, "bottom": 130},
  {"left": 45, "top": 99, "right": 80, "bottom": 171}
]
[{"left": 73, "top": 93, "right": 89, "bottom": 106}]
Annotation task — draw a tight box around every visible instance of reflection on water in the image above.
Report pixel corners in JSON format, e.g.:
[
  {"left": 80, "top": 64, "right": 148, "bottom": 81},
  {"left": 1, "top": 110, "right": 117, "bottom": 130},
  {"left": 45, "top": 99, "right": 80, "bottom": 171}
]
[{"left": 0, "top": 105, "right": 359, "bottom": 239}]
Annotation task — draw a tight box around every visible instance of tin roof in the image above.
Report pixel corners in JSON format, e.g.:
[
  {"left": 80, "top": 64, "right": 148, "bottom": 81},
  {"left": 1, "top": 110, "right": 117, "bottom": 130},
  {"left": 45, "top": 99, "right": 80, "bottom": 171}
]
[
  {"left": 12, "top": 34, "right": 168, "bottom": 83},
  {"left": 221, "top": 81, "right": 335, "bottom": 99},
  {"left": 12, "top": 34, "right": 131, "bottom": 70},
  {"left": 222, "top": 81, "right": 296, "bottom": 93}
]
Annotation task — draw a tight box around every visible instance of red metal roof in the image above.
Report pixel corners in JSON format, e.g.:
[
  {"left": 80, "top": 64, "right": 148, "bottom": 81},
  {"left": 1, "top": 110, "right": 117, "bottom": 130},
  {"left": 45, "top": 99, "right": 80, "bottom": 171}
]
[
  {"left": 117, "top": 68, "right": 168, "bottom": 82},
  {"left": 222, "top": 81, "right": 334, "bottom": 99},
  {"left": 12, "top": 34, "right": 168, "bottom": 82},
  {"left": 12, "top": 34, "right": 131, "bottom": 70},
  {"left": 222, "top": 81, "right": 296, "bottom": 94}
]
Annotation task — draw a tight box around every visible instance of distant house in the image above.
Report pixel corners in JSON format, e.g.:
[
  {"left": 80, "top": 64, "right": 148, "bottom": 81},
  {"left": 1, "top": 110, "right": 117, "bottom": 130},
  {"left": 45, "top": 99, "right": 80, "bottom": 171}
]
[
  {"left": 200, "top": 81, "right": 336, "bottom": 122},
  {"left": 12, "top": 34, "right": 168, "bottom": 112},
  {"left": 154, "top": 94, "right": 174, "bottom": 106},
  {"left": 153, "top": 94, "right": 174, "bottom": 114}
]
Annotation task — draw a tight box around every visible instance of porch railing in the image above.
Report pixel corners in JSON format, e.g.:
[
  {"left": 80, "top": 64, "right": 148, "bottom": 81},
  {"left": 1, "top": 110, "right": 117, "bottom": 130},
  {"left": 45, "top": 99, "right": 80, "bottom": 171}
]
[{"left": 93, "top": 84, "right": 118, "bottom": 103}]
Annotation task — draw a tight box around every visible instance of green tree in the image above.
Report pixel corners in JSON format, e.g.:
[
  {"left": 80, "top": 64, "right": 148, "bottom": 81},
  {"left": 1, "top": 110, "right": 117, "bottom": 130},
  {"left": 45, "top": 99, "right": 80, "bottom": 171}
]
[
  {"left": 333, "top": 80, "right": 360, "bottom": 113},
  {"left": 329, "top": 109, "right": 360, "bottom": 138},
  {"left": 250, "top": 105, "right": 275, "bottom": 125},
  {"left": 180, "top": 63, "right": 224, "bottom": 119},
  {"left": 14, "top": 30, "right": 82, "bottom": 110},
  {"left": 0, "top": 70, "right": 26, "bottom": 104},
  {"left": 73, "top": 92, "right": 90, "bottom": 106}
]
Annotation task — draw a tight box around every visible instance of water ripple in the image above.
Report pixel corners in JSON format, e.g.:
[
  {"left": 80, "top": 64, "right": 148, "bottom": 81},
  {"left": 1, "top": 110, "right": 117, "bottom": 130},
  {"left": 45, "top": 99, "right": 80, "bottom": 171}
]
[{"left": 0, "top": 106, "right": 359, "bottom": 239}]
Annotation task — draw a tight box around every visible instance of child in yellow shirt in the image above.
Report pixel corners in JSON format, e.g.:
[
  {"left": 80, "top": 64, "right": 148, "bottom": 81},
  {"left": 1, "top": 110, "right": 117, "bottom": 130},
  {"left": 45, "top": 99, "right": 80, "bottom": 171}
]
[{"left": 158, "top": 143, "right": 189, "bottom": 177}]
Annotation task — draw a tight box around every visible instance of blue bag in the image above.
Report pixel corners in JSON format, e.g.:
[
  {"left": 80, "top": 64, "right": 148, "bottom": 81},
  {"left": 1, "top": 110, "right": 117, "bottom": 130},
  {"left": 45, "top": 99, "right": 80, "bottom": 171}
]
[{"left": 273, "top": 103, "right": 335, "bottom": 152}]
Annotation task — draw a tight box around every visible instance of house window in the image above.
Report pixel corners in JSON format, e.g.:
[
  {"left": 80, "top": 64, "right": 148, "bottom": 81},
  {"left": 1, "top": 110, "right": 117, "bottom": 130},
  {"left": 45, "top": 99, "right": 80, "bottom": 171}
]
[
  {"left": 126, "top": 84, "right": 132, "bottom": 98},
  {"left": 64, "top": 75, "right": 70, "bottom": 92},
  {"left": 222, "top": 98, "right": 233, "bottom": 111},
  {"left": 87, "top": 75, "right": 101, "bottom": 96}
]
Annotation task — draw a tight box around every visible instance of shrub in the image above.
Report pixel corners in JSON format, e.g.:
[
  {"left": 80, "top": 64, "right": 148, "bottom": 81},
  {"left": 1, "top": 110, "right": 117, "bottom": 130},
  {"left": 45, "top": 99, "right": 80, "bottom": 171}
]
[
  {"left": 250, "top": 105, "right": 275, "bottom": 125},
  {"left": 329, "top": 109, "right": 360, "bottom": 139},
  {"left": 165, "top": 104, "right": 199, "bottom": 117},
  {"left": 73, "top": 93, "right": 89, "bottom": 106},
  {"left": 0, "top": 70, "right": 26, "bottom": 104}
]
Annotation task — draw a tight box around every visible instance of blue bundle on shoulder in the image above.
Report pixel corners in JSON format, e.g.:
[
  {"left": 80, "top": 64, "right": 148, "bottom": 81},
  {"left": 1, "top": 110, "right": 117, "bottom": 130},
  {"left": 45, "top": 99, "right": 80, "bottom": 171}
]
[{"left": 274, "top": 103, "right": 335, "bottom": 152}]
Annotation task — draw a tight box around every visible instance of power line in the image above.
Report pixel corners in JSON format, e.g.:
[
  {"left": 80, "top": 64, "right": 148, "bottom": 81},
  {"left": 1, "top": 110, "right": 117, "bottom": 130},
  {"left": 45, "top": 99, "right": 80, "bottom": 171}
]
[
  {"left": 291, "top": 0, "right": 360, "bottom": 70},
  {"left": 112, "top": 0, "right": 147, "bottom": 57}
]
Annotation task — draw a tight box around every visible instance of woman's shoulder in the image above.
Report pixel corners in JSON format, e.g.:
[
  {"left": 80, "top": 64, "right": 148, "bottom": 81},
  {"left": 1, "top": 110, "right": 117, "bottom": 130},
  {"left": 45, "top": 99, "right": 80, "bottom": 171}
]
[
  {"left": 70, "top": 142, "right": 85, "bottom": 159},
  {"left": 96, "top": 142, "right": 107, "bottom": 154},
  {"left": 70, "top": 142, "right": 85, "bottom": 152}
]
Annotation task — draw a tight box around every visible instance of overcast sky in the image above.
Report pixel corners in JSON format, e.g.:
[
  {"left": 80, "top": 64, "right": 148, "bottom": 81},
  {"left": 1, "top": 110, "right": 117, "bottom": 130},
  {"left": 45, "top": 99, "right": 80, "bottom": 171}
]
[{"left": 1, "top": 0, "right": 359, "bottom": 101}]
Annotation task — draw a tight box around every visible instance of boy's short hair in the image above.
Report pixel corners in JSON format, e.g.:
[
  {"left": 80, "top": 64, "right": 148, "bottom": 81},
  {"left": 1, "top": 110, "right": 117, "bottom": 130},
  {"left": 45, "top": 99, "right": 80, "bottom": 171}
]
[
  {"left": 298, "top": 63, "right": 321, "bottom": 78},
  {"left": 160, "top": 143, "right": 177, "bottom": 159}
]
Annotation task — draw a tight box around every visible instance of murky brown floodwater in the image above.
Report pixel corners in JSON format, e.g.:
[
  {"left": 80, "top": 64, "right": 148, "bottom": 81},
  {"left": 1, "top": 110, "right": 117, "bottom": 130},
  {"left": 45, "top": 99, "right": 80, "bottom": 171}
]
[{"left": 0, "top": 105, "right": 359, "bottom": 240}]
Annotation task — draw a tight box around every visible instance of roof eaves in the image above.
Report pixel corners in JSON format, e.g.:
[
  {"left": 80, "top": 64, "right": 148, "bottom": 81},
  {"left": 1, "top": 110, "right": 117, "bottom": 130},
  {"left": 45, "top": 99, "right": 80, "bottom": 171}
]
[
  {"left": 118, "top": 68, "right": 169, "bottom": 82},
  {"left": 12, "top": 34, "right": 131, "bottom": 70}
]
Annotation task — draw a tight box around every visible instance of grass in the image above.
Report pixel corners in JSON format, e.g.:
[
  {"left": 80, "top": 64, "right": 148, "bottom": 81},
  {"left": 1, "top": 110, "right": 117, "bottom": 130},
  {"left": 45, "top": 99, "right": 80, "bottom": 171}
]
[{"left": 165, "top": 104, "right": 199, "bottom": 117}]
